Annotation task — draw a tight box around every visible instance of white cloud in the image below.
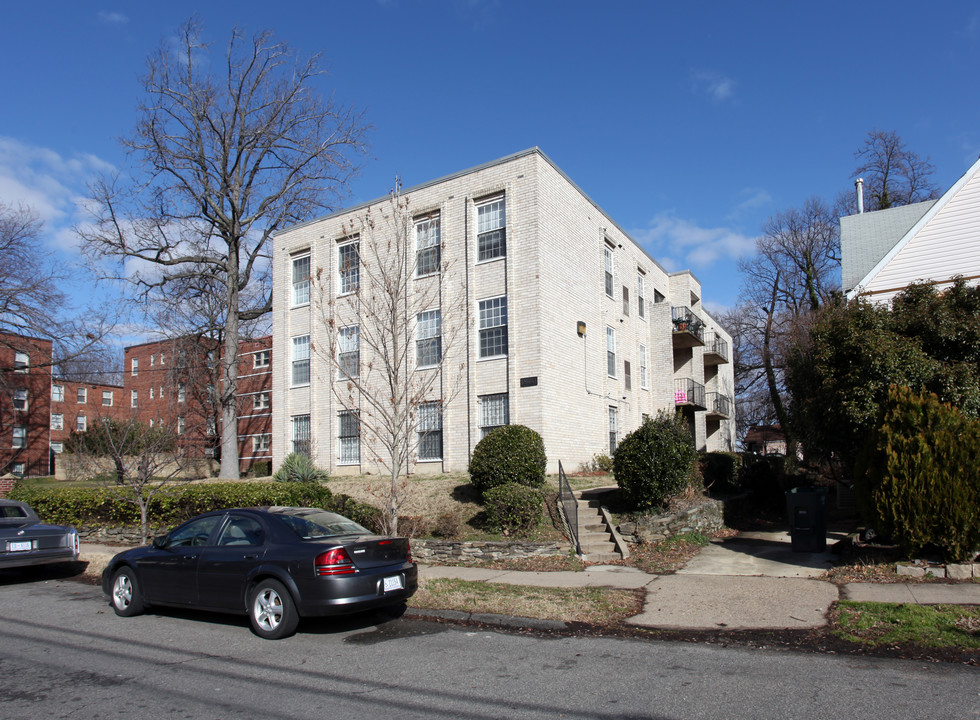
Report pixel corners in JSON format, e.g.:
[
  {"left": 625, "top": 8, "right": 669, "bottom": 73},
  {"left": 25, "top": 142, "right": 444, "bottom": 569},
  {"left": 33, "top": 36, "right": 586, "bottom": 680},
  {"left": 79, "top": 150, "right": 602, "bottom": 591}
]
[
  {"left": 691, "top": 70, "right": 736, "bottom": 103},
  {"left": 97, "top": 11, "right": 129, "bottom": 26},
  {"left": 631, "top": 212, "right": 758, "bottom": 272}
]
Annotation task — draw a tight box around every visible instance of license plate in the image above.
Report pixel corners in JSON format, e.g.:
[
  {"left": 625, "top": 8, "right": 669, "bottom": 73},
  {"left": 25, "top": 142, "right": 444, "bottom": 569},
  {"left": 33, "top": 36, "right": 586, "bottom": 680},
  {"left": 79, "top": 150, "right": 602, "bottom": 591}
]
[
  {"left": 383, "top": 575, "right": 404, "bottom": 592},
  {"left": 8, "top": 540, "right": 32, "bottom": 552}
]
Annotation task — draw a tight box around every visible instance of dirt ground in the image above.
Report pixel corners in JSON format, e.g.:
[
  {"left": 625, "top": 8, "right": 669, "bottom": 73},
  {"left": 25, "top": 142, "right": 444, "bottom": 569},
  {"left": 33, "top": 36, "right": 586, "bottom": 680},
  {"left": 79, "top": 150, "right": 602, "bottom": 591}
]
[{"left": 328, "top": 473, "right": 482, "bottom": 522}]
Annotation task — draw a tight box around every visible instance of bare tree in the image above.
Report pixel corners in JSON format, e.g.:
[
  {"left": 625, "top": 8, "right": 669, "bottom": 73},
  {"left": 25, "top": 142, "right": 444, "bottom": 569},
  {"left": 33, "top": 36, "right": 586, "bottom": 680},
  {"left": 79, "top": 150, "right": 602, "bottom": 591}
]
[
  {"left": 79, "top": 17, "right": 368, "bottom": 478},
  {"left": 853, "top": 129, "right": 940, "bottom": 211},
  {"left": 312, "top": 186, "right": 466, "bottom": 535}
]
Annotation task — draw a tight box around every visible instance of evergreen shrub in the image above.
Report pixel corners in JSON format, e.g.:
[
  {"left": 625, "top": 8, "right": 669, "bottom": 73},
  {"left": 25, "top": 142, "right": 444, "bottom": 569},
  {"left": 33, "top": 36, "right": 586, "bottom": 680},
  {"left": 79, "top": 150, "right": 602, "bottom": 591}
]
[
  {"left": 613, "top": 412, "right": 697, "bottom": 510},
  {"left": 272, "top": 453, "right": 330, "bottom": 483},
  {"left": 468, "top": 425, "right": 547, "bottom": 499},
  {"left": 482, "top": 482, "right": 543, "bottom": 536},
  {"left": 700, "top": 452, "right": 743, "bottom": 493}
]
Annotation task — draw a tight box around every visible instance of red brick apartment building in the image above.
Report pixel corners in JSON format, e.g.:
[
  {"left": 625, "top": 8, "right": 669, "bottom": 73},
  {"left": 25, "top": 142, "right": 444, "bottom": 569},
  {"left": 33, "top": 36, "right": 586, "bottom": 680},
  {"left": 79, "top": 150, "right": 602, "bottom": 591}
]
[{"left": 122, "top": 336, "right": 272, "bottom": 474}]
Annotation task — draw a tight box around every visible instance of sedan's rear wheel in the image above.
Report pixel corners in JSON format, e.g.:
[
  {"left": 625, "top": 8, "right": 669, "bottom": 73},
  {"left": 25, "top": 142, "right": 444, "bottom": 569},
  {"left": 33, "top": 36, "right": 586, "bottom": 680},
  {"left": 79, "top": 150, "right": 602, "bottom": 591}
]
[
  {"left": 249, "top": 579, "right": 298, "bottom": 640},
  {"left": 110, "top": 566, "right": 145, "bottom": 617}
]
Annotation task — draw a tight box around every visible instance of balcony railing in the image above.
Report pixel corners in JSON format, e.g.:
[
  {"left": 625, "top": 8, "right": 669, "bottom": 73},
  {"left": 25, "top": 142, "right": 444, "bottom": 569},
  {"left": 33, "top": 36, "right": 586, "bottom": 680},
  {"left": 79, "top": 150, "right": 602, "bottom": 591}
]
[
  {"left": 671, "top": 306, "right": 705, "bottom": 348},
  {"left": 702, "top": 333, "right": 730, "bottom": 365},
  {"left": 706, "top": 392, "right": 733, "bottom": 418},
  {"left": 673, "top": 378, "right": 706, "bottom": 410}
]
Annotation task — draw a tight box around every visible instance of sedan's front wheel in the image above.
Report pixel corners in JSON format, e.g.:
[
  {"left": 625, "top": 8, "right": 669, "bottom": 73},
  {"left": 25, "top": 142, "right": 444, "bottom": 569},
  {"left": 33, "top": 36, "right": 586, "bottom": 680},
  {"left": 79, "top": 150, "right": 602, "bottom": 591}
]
[
  {"left": 249, "top": 579, "right": 298, "bottom": 640},
  {"left": 110, "top": 567, "right": 145, "bottom": 617}
]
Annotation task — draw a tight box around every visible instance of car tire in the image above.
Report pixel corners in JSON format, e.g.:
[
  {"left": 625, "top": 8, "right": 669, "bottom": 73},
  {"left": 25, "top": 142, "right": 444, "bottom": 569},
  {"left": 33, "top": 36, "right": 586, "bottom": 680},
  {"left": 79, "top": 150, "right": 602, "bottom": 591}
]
[
  {"left": 110, "top": 566, "right": 145, "bottom": 617},
  {"left": 249, "top": 579, "right": 298, "bottom": 640}
]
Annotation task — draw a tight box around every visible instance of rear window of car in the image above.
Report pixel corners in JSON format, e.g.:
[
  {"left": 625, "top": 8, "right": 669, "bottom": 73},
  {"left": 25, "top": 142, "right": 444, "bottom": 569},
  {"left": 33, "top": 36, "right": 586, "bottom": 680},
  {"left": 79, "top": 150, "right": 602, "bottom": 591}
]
[
  {"left": 1, "top": 506, "right": 28, "bottom": 518},
  {"left": 272, "top": 509, "right": 369, "bottom": 540}
]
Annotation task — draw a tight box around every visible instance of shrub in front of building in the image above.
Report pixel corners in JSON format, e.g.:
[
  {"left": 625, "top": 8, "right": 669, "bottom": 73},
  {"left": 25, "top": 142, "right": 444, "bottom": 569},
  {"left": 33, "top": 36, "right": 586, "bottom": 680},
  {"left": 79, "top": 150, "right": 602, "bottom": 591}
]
[
  {"left": 272, "top": 452, "right": 330, "bottom": 483},
  {"left": 613, "top": 412, "right": 697, "bottom": 510},
  {"left": 482, "top": 482, "right": 544, "bottom": 536},
  {"left": 468, "top": 425, "right": 547, "bottom": 500}
]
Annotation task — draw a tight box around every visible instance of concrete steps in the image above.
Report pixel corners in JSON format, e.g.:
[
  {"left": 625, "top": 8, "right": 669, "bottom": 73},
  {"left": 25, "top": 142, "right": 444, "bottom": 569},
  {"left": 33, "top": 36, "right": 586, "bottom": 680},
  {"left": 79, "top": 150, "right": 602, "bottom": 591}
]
[{"left": 571, "top": 488, "right": 627, "bottom": 562}]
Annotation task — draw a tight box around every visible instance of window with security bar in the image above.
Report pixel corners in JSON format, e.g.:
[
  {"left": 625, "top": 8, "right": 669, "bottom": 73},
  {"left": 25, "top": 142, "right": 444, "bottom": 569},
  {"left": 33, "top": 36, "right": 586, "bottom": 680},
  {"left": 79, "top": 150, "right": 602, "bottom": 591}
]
[
  {"left": 292, "top": 414, "right": 311, "bottom": 456},
  {"left": 479, "top": 297, "right": 508, "bottom": 358},
  {"left": 477, "top": 198, "right": 505, "bottom": 261},
  {"left": 338, "top": 411, "right": 359, "bottom": 464},
  {"left": 417, "top": 402, "right": 443, "bottom": 461},
  {"left": 415, "top": 216, "right": 441, "bottom": 276},
  {"left": 416, "top": 310, "right": 441, "bottom": 366},
  {"left": 479, "top": 393, "right": 509, "bottom": 438}
]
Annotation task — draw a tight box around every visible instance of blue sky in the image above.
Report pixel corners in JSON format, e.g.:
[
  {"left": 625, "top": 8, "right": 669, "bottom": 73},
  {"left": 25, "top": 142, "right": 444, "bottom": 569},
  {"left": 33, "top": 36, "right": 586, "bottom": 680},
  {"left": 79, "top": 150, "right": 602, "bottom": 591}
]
[{"left": 3, "top": 1, "right": 980, "bottom": 328}]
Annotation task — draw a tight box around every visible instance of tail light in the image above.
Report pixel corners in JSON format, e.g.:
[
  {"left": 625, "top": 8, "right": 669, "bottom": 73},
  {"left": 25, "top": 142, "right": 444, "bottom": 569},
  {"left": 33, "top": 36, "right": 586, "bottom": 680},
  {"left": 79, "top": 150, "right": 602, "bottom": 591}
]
[
  {"left": 406, "top": 540, "right": 413, "bottom": 564},
  {"left": 315, "top": 547, "right": 356, "bottom": 576}
]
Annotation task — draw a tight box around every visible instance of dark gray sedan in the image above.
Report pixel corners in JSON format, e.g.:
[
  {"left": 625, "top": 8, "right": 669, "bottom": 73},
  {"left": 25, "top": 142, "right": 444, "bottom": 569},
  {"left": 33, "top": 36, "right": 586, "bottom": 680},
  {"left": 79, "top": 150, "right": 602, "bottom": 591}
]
[
  {"left": 0, "top": 499, "right": 80, "bottom": 570},
  {"left": 102, "top": 506, "right": 418, "bottom": 639}
]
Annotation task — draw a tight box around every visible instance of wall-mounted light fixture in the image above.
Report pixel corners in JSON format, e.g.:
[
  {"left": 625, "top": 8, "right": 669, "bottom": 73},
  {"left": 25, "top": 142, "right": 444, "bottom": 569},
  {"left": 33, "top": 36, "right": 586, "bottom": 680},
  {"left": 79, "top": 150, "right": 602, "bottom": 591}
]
[{"left": 576, "top": 321, "right": 586, "bottom": 337}]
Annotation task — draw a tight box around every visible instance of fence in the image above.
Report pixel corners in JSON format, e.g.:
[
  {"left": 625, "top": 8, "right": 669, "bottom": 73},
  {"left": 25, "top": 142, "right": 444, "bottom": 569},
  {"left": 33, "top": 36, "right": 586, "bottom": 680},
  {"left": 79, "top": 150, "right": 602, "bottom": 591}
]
[{"left": 557, "top": 461, "right": 581, "bottom": 554}]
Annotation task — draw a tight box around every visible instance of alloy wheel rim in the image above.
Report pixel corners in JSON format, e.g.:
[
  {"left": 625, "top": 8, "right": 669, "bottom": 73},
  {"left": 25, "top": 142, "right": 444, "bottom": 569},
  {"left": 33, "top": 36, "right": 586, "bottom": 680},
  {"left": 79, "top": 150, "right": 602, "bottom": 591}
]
[
  {"left": 255, "top": 589, "right": 283, "bottom": 630},
  {"left": 114, "top": 576, "right": 132, "bottom": 608}
]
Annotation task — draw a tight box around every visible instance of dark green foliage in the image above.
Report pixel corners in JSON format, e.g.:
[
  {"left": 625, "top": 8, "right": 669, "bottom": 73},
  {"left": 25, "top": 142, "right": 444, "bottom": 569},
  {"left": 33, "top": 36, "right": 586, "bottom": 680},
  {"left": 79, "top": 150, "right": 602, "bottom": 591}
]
[
  {"left": 64, "top": 421, "right": 175, "bottom": 456},
  {"left": 272, "top": 452, "right": 330, "bottom": 483},
  {"left": 468, "top": 425, "right": 546, "bottom": 499},
  {"left": 699, "top": 452, "right": 743, "bottom": 494},
  {"left": 739, "top": 456, "right": 785, "bottom": 510},
  {"left": 249, "top": 460, "right": 272, "bottom": 477},
  {"left": 854, "top": 386, "right": 980, "bottom": 562},
  {"left": 8, "top": 482, "right": 381, "bottom": 534},
  {"left": 482, "top": 482, "right": 543, "bottom": 536},
  {"left": 613, "top": 412, "right": 697, "bottom": 510}
]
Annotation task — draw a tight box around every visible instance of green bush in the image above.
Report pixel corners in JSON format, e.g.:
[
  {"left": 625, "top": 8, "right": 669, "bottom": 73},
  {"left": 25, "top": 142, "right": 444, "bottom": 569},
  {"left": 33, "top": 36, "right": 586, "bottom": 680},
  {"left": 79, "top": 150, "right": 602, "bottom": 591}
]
[
  {"left": 272, "top": 453, "right": 330, "bottom": 483},
  {"left": 613, "top": 412, "right": 697, "bottom": 510},
  {"left": 483, "top": 483, "right": 543, "bottom": 536},
  {"left": 249, "top": 460, "right": 272, "bottom": 477},
  {"left": 854, "top": 386, "right": 980, "bottom": 562},
  {"left": 699, "top": 452, "right": 743, "bottom": 494},
  {"left": 468, "top": 425, "right": 547, "bottom": 499}
]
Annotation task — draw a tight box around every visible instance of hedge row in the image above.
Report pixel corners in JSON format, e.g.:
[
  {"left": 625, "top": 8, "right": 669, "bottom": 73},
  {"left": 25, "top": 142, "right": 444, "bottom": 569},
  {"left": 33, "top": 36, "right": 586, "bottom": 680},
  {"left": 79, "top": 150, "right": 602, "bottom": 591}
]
[{"left": 8, "top": 482, "right": 381, "bottom": 534}]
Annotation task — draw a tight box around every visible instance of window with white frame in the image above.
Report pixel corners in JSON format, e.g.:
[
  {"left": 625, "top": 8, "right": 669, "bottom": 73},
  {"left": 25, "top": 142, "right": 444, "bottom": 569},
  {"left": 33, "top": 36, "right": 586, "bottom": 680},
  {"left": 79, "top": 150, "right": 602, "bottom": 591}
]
[
  {"left": 338, "top": 411, "right": 359, "bottom": 464},
  {"left": 479, "top": 393, "right": 509, "bottom": 439},
  {"left": 52, "top": 384, "right": 64, "bottom": 402},
  {"left": 622, "top": 286, "right": 630, "bottom": 316},
  {"left": 292, "top": 335, "right": 310, "bottom": 386},
  {"left": 178, "top": 382, "right": 186, "bottom": 403},
  {"left": 477, "top": 197, "right": 506, "bottom": 261},
  {"left": 639, "top": 343, "right": 649, "bottom": 389},
  {"left": 131, "top": 390, "right": 138, "bottom": 408},
  {"left": 608, "top": 406, "right": 618, "bottom": 455},
  {"left": 12, "top": 425, "right": 26, "bottom": 448},
  {"left": 206, "top": 417, "right": 217, "bottom": 435},
  {"left": 160, "top": 352, "right": 165, "bottom": 365},
  {"left": 606, "top": 326, "right": 616, "bottom": 377},
  {"left": 624, "top": 360, "right": 632, "bottom": 391},
  {"left": 159, "top": 385, "right": 164, "bottom": 398},
  {"left": 415, "top": 215, "right": 441, "bottom": 276},
  {"left": 149, "top": 419, "right": 154, "bottom": 429},
  {"left": 338, "top": 239, "right": 360, "bottom": 294},
  {"left": 253, "top": 434, "right": 271, "bottom": 453},
  {"left": 338, "top": 326, "right": 359, "bottom": 379},
  {"left": 149, "top": 387, "right": 154, "bottom": 400},
  {"left": 14, "top": 351, "right": 29, "bottom": 372},
  {"left": 77, "top": 387, "right": 86, "bottom": 404},
  {"left": 637, "top": 272, "right": 646, "bottom": 319},
  {"left": 51, "top": 413, "right": 63, "bottom": 431},
  {"left": 292, "top": 414, "right": 311, "bottom": 455},
  {"left": 253, "top": 350, "right": 270, "bottom": 368},
  {"left": 417, "top": 401, "right": 443, "bottom": 461},
  {"left": 102, "top": 390, "right": 113, "bottom": 406},
  {"left": 416, "top": 310, "right": 441, "bottom": 367},
  {"left": 253, "top": 391, "right": 270, "bottom": 411},
  {"left": 51, "top": 442, "right": 63, "bottom": 454},
  {"left": 150, "top": 354, "right": 155, "bottom": 367},
  {"left": 177, "top": 417, "right": 185, "bottom": 435},
  {"left": 76, "top": 415, "right": 87, "bottom": 432},
  {"left": 292, "top": 253, "right": 311, "bottom": 306},
  {"left": 478, "top": 297, "right": 508, "bottom": 358},
  {"left": 131, "top": 358, "right": 138, "bottom": 375},
  {"left": 604, "top": 245, "right": 614, "bottom": 298},
  {"left": 12, "top": 389, "right": 27, "bottom": 411}
]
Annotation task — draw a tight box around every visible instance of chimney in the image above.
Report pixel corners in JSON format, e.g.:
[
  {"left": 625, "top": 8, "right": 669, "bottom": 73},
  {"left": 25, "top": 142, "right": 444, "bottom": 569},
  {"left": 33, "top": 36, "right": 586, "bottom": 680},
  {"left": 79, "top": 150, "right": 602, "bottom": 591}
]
[{"left": 855, "top": 178, "right": 864, "bottom": 214}]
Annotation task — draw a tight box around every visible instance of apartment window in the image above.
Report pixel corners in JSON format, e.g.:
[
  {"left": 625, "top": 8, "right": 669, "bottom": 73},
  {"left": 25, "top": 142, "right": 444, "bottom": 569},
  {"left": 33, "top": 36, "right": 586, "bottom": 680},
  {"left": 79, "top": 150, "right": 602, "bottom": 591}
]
[
  {"left": 14, "top": 351, "right": 29, "bottom": 372},
  {"left": 52, "top": 385, "right": 64, "bottom": 402},
  {"left": 291, "top": 415, "right": 311, "bottom": 456},
  {"left": 417, "top": 402, "right": 443, "bottom": 461},
  {"left": 12, "top": 426, "right": 26, "bottom": 449},
  {"left": 604, "top": 245, "right": 614, "bottom": 298},
  {"left": 624, "top": 360, "right": 632, "bottom": 391},
  {"left": 653, "top": 289, "right": 666, "bottom": 304},
  {"left": 415, "top": 215, "right": 441, "bottom": 276},
  {"left": 51, "top": 413, "right": 64, "bottom": 431},
  {"left": 608, "top": 407, "right": 618, "bottom": 455},
  {"left": 292, "top": 335, "right": 310, "bottom": 386},
  {"left": 10, "top": 462, "right": 25, "bottom": 475},
  {"left": 478, "top": 297, "right": 508, "bottom": 358},
  {"left": 338, "top": 326, "right": 359, "bottom": 379},
  {"left": 76, "top": 415, "right": 87, "bottom": 432},
  {"left": 292, "top": 253, "right": 311, "bottom": 306},
  {"left": 477, "top": 197, "right": 506, "bottom": 261},
  {"left": 131, "top": 390, "right": 138, "bottom": 408},
  {"left": 338, "top": 239, "right": 360, "bottom": 294},
  {"left": 606, "top": 326, "right": 616, "bottom": 377},
  {"left": 149, "top": 387, "right": 154, "bottom": 400},
  {"left": 51, "top": 442, "right": 63, "bottom": 454},
  {"left": 149, "top": 419, "right": 154, "bottom": 429},
  {"left": 160, "top": 385, "right": 164, "bottom": 398},
  {"left": 622, "top": 286, "right": 630, "bottom": 316},
  {"left": 177, "top": 417, "right": 185, "bottom": 435},
  {"left": 338, "top": 411, "right": 359, "bottom": 464},
  {"left": 639, "top": 343, "right": 649, "bottom": 389},
  {"left": 12, "top": 389, "right": 27, "bottom": 411},
  {"left": 253, "top": 391, "right": 270, "bottom": 411},
  {"left": 416, "top": 310, "right": 442, "bottom": 367},
  {"left": 206, "top": 417, "right": 217, "bottom": 436},
  {"left": 102, "top": 390, "right": 113, "bottom": 406},
  {"left": 150, "top": 354, "right": 155, "bottom": 367},
  {"left": 254, "top": 434, "right": 271, "bottom": 453},
  {"left": 637, "top": 272, "right": 646, "bottom": 319},
  {"left": 160, "top": 353, "right": 165, "bottom": 365},
  {"left": 131, "top": 358, "right": 138, "bottom": 376},
  {"left": 178, "top": 382, "right": 186, "bottom": 403},
  {"left": 77, "top": 387, "right": 86, "bottom": 403},
  {"left": 254, "top": 350, "right": 270, "bottom": 368},
  {"left": 479, "top": 393, "right": 509, "bottom": 439}
]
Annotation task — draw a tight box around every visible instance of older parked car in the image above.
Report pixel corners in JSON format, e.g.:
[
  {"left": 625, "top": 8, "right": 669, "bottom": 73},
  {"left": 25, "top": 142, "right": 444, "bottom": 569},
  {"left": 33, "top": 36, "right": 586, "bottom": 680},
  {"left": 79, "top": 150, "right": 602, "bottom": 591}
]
[
  {"left": 101, "top": 506, "right": 417, "bottom": 639},
  {"left": 0, "top": 499, "right": 79, "bottom": 570}
]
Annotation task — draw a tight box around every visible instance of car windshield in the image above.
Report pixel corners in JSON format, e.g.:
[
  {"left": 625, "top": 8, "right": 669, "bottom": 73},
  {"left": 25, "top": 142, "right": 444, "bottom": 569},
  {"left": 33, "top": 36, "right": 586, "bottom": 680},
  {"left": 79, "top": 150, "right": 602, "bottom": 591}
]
[{"left": 270, "top": 508, "right": 369, "bottom": 540}]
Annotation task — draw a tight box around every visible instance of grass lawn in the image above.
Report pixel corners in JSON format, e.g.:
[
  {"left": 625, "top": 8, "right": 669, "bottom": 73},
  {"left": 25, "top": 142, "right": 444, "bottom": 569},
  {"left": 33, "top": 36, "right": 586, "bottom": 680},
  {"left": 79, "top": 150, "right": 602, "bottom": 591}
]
[{"left": 833, "top": 601, "right": 980, "bottom": 650}]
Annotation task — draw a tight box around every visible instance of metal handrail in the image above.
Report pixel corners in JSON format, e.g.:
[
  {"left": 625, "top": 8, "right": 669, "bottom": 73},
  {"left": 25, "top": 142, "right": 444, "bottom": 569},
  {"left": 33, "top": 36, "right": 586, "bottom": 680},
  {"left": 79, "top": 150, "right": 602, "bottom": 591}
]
[{"left": 557, "top": 461, "right": 581, "bottom": 554}]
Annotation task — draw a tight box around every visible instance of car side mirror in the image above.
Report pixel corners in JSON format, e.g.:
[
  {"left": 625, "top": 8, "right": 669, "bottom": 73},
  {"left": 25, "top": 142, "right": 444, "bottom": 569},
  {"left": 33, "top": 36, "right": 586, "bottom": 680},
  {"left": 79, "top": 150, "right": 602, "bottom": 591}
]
[{"left": 152, "top": 535, "right": 168, "bottom": 549}]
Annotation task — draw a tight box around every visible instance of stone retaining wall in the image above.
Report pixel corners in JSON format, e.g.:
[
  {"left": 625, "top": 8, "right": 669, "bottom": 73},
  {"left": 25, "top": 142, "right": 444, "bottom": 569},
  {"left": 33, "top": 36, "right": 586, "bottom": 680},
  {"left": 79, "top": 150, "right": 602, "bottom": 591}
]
[
  {"left": 412, "top": 539, "right": 565, "bottom": 564},
  {"left": 616, "top": 498, "right": 725, "bottom": 544}
]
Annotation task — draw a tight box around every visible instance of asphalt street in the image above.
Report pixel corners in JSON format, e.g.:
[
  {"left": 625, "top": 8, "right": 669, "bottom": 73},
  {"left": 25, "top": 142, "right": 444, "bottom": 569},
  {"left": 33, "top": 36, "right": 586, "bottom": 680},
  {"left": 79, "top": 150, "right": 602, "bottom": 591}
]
[{"left": 2, "top": 574, "right": 977, "bottom": 720}]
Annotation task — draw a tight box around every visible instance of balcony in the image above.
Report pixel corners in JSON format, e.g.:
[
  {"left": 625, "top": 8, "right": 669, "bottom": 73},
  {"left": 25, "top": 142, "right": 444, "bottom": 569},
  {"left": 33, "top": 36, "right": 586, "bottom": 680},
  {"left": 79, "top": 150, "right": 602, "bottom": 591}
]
[
  {"left": 702, "top": 333, "right": 730, "bottom": 365},
  {"left": 705, "top": 392, "right": 733, "bottom": 419},
  {"left": 673, "top": 378, "right": 706, "bottom": 410},
  {"left": 671, "top": 306, "right": 705, "bottom": 349}
]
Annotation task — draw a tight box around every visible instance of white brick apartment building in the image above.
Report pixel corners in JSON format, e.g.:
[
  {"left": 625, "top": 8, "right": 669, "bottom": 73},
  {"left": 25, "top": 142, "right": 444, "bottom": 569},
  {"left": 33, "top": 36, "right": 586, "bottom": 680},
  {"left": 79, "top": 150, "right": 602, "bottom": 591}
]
[{"left": 272, "top": 148, "right": 735, "bottom": 475}]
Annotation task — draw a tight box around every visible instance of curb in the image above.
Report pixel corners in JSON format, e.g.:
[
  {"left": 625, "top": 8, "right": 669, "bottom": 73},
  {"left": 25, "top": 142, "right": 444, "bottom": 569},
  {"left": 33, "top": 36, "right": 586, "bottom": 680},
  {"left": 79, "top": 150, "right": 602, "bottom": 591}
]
[{"left": 406, "top": 607, "right": 569, "bottom": 632}]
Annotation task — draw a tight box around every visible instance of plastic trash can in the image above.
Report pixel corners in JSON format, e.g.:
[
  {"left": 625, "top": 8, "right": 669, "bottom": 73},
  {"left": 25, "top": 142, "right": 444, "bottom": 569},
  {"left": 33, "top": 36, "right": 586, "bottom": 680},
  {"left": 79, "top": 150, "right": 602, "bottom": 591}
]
[{"left": 785, "top": 486, "right": 828, "bottom": 553}]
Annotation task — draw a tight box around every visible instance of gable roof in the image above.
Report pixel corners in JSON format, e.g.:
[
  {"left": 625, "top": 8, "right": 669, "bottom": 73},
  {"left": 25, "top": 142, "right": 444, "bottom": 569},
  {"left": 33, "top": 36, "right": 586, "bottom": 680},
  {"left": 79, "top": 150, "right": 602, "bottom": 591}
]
[{"left": 844, "top": 155, "right": 980, "bottom": 300}]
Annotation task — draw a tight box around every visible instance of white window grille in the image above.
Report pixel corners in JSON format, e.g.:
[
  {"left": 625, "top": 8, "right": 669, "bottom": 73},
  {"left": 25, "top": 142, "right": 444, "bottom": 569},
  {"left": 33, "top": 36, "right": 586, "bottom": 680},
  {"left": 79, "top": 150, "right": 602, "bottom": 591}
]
[
  {"left": 102, "top": 390, "right": 113, "bottom": 406},
  {"left": 338, "top": 240, "right": 359, "bottom": 294},
  {"left": 131, "top": 358, "right": 138, "bottom": 376},
  {"left": 292, "top": 415, "right": 311, "bottom": 455},
  {"left": 12, "top": 426, "right": 26, "bottom": 448},
  {"left": 639, "top": 343, "right": 649, "bottom": 389},
  {"left": 131, "top": 390, "right": 138, "bottom": 408},
  {"left": 77, "top": 388, "right": 86, "bottom": 404},
  {"left": 292, "top": 254, "right": 311, "bottom": 306},
  {"left": 253, "top": 392, "right": 270, "bottom": 410},
  {"left": 52, "top": 385, "right": 64, "bottom": 402},
  {"left": 415, "top": 216, "right": 441, "bottom": 276},
  {"left": 604, "top": 245, "right": 614, "bottom": 298},
  {"left": 338, "top": 326, "right": 359, "bottom": 379},
  {"left": 76, "top": 415, "right": 87, "bottom": 432},
  {"left": 479, "top": 393, "right": 509, "bottom": 439},
  {"left": 254, "top": 434, "right": 271, "bottom": 453},
  {"left": 12, "top": 389, "right": 27, "bottom": 411},
  {"left": 608, "top": 407, "right": 618, "bottom": 455},
  {"left": 606, "top": 326, "right": 616, "bottom": 377},
  {"left": 478, "top": 297, "right": 508, "bottom": 358},
  {"left": 416, "top": 310, "right": 442, "bottom": 366},
  {"left": 417, "top": 402, "right": 443, "bottom": 461},
  {"left": 477, "top": 198, "right": 506, "bottom": 261},
  {"left": 14, "top": 351, "right": 29, "bottom": 372},
  {"left": 338, "top": 411, "right": 359, "bottom": 464},
  {"left": 51, "top": 413, "right": 63, "bottom": 431},
  {"left": 637, "top": 273, "right": 646, "bottom": 319},
  {"left": 253, "top": 350, "right": 270, "bottom": 368},
  {"left": 292, "top": 335, "right": 310, "bottom": 386}
]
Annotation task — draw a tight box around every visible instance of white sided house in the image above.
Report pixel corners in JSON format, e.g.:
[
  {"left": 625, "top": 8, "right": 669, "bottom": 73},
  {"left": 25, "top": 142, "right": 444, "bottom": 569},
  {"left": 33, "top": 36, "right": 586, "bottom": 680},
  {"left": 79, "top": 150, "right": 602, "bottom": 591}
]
[
  {"left": 843, "top": 156, "right": 980, "bottom": 303},
  {"left": 271, "top": 148, "right": 735, "bottom": 475}
]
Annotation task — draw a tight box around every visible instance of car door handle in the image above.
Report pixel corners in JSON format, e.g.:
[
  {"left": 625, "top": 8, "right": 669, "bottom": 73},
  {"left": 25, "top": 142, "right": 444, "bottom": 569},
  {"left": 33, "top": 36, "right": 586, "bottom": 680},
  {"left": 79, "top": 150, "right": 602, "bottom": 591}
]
[{"left": 243, "top": 554, "right": 259, "bottom": 559}]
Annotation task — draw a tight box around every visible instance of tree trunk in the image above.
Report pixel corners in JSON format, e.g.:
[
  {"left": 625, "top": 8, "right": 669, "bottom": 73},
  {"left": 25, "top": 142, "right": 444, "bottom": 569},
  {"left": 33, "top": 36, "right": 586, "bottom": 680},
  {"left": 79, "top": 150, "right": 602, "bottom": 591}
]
[{"left": 219, "top": 250, "right": 241, "bottom": 479}]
